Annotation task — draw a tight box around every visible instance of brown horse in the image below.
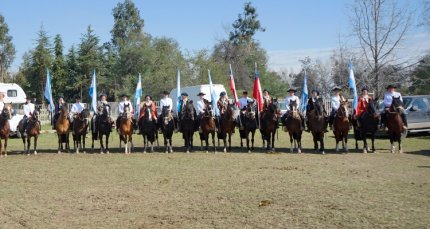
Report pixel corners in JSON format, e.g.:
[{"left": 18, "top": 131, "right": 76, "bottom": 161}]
[
  {"left": 72, "top": 108, "right": 90, "bottom": 154},
  {"left": 199, "top": 100, "right": 217, "bottom": 153},
  {"left": 219, "top": 102, "right": 236, "bottom": 152},
  {"left": 118, "top": 104, "right": 133, "bottom": 154},
  {"left": 0, "top": 103, "right": 12, "bottom": 157},
  {"left": 55, "top": 103, "right": 70, "bottom": 153},
  {"left": 260, "top": 99, "right": 279, "bottom": 151},
  {"left": 333, "top": 101, "right": 350, "bottom": 153},
  {"left": 18, "top": 108, "right": 41, "bottom": 155},
  {"left": 307, "top": 100, "right": 327, "bottom": 154},
  {"left": 352, "top": 101, "right": 379, "bottom": 153},
  {"left": 239, "top": 101, "right": 258, "bottom": 153},
  {"left": 282, "top": 99, "right": 302, "bottom": 153},
  {"left": 386, "top": 97, "right": 406, "bottom": 153}
]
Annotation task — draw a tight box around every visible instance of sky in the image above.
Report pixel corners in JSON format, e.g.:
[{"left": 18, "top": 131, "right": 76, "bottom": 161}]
[{"left": 1, "top": 0, "right": 429, "bottom": 73}]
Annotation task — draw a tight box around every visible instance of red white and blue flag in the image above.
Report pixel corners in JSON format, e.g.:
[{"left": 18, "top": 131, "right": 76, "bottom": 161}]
[
  {"left": 253, "top": 62, "right": 263, "bottom": 112},
  {"left": 229, "top": 64, "right": 240, "bottom": 108}
]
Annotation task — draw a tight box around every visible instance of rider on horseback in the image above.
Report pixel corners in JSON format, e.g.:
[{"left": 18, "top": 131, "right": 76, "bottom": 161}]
[
  {"left": 196, "top": 92, "right": 208, "bottom": 133},
  {"left": 158, "top": 90, "right": 173, "bottom": 129},
  {"left": 354, "top": 87, "right": 372, "bottom": 128},
  {"left": 94, "top": 93, "right": 113, "bottom": 133},
  {"left": 116, "top": 94, "right": 133, "bottom": 131},
  {"left": 306, "top": 89, "right": 328, "bottom": 132},
  {"left": 262, "top": 89, "right": 272, "bottom": 111},
  {"left": 23, "top": 97, "right": 36, "bottom": 135},
  {"left": 329, "top": 86, "right": 347, "bottom": 131},
  {"left": 0, "top": 90, "right": 5, "bottom": 113},
  {"left": 70, "top": 95, "right": 84, "bottom": 126},
  {"left": 380, "top": 84, "right": 408, "bottom": 130},
  {"left": 138, "top": 95, "right": 157, "bottom": 125},
  {"left": 238, "top": 91, "right": 252, "bottom": 129},
  {"left": 217, "top": 91, "right": 231, "bottom": 133},
  {"left": 52, "top": 94, "right": 66, "bottom": 129},
  {"left": 284, "top": 88, "right": 305, "bottom": 130}
]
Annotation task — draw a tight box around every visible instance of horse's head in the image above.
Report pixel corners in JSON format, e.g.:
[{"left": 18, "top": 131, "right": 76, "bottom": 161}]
[
  {"left": 226, "top": 102, "right": 235, "bottom": 117},
  {"left": 1, "top": 103, "right": 12, "bottom": 120},
  {"left": 79, "top": 108, "right": 91, "bottom": 125},
  {"left": 205, "top": 102, "right": 214, "bottom": 118},
  {"left": 289, "top": 99, "right": 298, "bottom": 112},
  {"left": 391, "top": 96, "right": 403, "bottom": 112},
  {"left": 337, "top": 100, "right": 349, "bottom": 118},
  {"left": 31, "top": 109, "right": 40, "bottom": 121},
  {"left": 366, "top": 100, "right": 377, "bottom": 115},
  {"left": 246, "top": 101, "right": 256, "bottom": 120},
  {"left": 268, "top": 98, "right": 279, "bottom": 114},
  {"left": 162, "top": 106, "right": 172, "bottom": 125},
  {"left": 182, "top": 101, "right": 195, "bottom": 120},
  {"left": 122, "top": 104, "right": 132, "bottom": 119},
  {"left": 61, "top": 103, "right": 69, "bottom": 115},
  {"left": 313, "top": 100, "right": 324, "bottom": 117}
]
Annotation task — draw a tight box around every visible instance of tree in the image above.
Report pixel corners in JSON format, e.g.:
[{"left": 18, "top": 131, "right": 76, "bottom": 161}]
[
  {"left": 351, "top": 0, "right": 412, "bottom": 98},
  {"left": 111, "top": 0, "right": 144, "bottom": 50},
  {"left": 63, "top": 45, "right": 80, "bottom": 101},
  {"left": 0, "top": 14, "right": 16, "bottom": 82},
  {"left": 52, "top": 34, "right": 64, "bottom": 97},
  {"left": 30, "top": 26, "right": 52, "bottom": 102},
  {"left": 229, "top": 2, "right": 265, "bottom": 45},
  {"left": 409, "top": 55, "right": 430, "bottom": 94}
]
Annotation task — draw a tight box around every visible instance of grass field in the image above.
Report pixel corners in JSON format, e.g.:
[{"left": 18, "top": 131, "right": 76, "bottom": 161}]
[{"left": 0, "top": 129, "right": 429, "bottom": 228}]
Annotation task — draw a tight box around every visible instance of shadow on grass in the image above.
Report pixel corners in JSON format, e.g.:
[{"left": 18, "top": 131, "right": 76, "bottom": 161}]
[{"left": 407, "top": 150, "right": 430, "bottom": 157}]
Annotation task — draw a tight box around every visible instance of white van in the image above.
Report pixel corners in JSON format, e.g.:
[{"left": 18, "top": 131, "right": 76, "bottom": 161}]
[
  {"left": 0, "top": 83, "right": 27, "bottom": 136},
  {"left": 170, "top": 84, "right": 227, "bottom": 114}
]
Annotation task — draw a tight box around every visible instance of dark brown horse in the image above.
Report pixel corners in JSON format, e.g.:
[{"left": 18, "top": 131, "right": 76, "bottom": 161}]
[
  {"left": 282, "top": 99, "right": 302, "bottom": 153},
  {"left": 160, "top": 106, "right": 175, "bottom": 153},
  {"left": 0, "top": 104, "right": 12, "bottom": 157},
  {"left": 138, "top": 104, "right": 157, "bottom": 153},
  {"left": 18, "top": 108, "right": 41, "bottom": 155},
  {"left": 118, "top": 104, "right": 133, "bottom": 154},
  {"left": 333, "top": 101, "right": 350, "bottom": 153},
  {"left": 199, "top": 100, "right": 216, "bottom": 153},
  {"left": 180, "top": 101, "right": 196, "bottom": 153},
  {"left": 386, "top": 97, "right": 406, "bottom": 153},
  {"left": 307, "top": 100, "right": 327, "bottom": 154},
  {"left": 219, "top": 102, "right": 236, "bottom": 152},
  {"left": 91, "top": 105, "right": 112, "bottom": 154},
  {"left": 55, "top": 103, "right": 70, "bottom": 153},
  {"left": 352, "top": 101, "right": 379, "bottom": 153},
  {"left": 72, "top": 108, "right": 90, "bottom": 154},
  {"left": 239, "top": 101, "right": 257, "bottom": 153},
  {"left": 260, "top": 99, "right": 279, "bottom": 151}
]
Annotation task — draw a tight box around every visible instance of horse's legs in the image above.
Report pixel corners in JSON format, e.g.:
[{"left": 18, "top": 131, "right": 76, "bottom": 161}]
[
  {"left": 22, "top": 135, "right": 26, "bottom": 154},
  {"left": 205, "top": 135, "right": 209, "bottom": 153},
  {"left": 27, "top": 136, "right": 31, "bottom": 155},
  {"left": 212, "top": 132, "right": 216, "bottom": 153},
  {"left": 362, "top": 133, "right": 368, "bottom": 154},
  {"left": 271, "top": 131, "right": 275, "bottom": 151},
  {"left": 82, "top": 133, "right": 86, "bottom": 153},
  {"left": 106, "top": 133, "right": 110, "bottom": 154},
  {"left": 371, "top": 134, "right": 376, "bottom": 153},
  {"left": 390, "top": 136, "right": 395, "bottom": 154},
  {"left": 143, "top": 135, "right": 147, "bottom": 153},
  {"left": 0, "top": 139, "right": 2, "bottom": 157},
  {"left": 289, "top": 133, "right": 294, "bottom": 152},
  {"left": 320, "top": 133, "right": 325, "bottom": 154},
  {"left": 344, "top": 134, "right": 349, "bottom": 153},
  {"left": 399, "top": 138, "right": 402, "bottom": 154},
  {"left": 297, "top": 133, "right": 302, "bottom": 153},
  {"left": 228, "top": 133, "right": 232, "bottom": 152},
  {"left": 223, "top": 133, "right": 227, "bottom": 153},
  {"left": 100, "top": 134, "right": 105, "bottom": 154},
  {"left": 164, "top": 133, "right": 168, "bottom": 153},
  {"left": 4, "top": 138, "right": 7, "bottom": 157},
  {"left": 251, "top": 131, "right": 255, "bottom": 151},
  {"left": 313, "top": 134, "right": 318, "bottom": 151},
  {"left": 58, "top": 134, "right": 62, "bottom": 154},
  {"left": 240, "top": 136, "right": 244, "bottom": 149}
]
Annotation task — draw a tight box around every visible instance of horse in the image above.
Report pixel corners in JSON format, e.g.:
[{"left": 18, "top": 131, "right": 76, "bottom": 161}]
[
  {"left": 333, "top": 100, "right": 350, "bottom": 153},
  {"left": 386, "top": 96, "right": 406, "bottom": 153},
  {"left": 118, "top": 104, "right": 134, "bottom": 154},
  {"left": 239, "top": 102, "right": 258, "bottom": 153},
  {"left": 180, "top": 101, "right": 196, "bottom": 153},
  {"left": 160, "top": 106, "right": 175, "bottom": 153},
  {"left": 91, "top": 105, "right": 112, "bottom": 154},
  {"left": 18, "top": 108, "right": 41, "bottom": 155},
  {"left": 55, "top": 103, "right": 71, "bottom": 153},
  {"left": 352, "top": 101, "right": 379, "bottom": 153},
  {"left": 138, "top": 104, "right": 157, "bottom": 153},
  {"left": 260, "top": 99, "right": 279, "bottom": 151},
  {"left": 282, "top": 99, "right": 302, "bottom": 153},
  {"left": 72, "top": 108, "right": 90, "bottom": 154},
  {"left": 219, "top": 102, "right": 236, "bottom": 152},
  {"left": 307, "top": 100, "right": 327, "bottom": 154},
  {"left": 199, "top": 100, "right": 217, "bottom": 153},
  {"left": 0, "top": 104, "right": 12, "bottom": 157}
]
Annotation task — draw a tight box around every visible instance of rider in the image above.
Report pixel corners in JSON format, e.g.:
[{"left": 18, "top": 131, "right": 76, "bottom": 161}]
[
  {"left": 138, "top": 95, "right": 157, "bottom": 125},
  {"left": 158, "top": 90, "right": 173, "bottom": 128},
  {"left": 380, "top": 84, "right": 408, "bottom": 130},
  {"left": 70, "top": 95, "right": 84, "bottom": 126},
  {"left": 284, "top": 88, "right": 305, "bottom": 130},
  {"left": 0, "top": 90, "right": 5, "bottom": 112},
  {"left": 217, "top": 91, "right": 229, "bottom": 133},
  {"left": 94, "top": 93, "right": 112, "bottom": 133},
  {"left": 262, "top": 89, "right": 272, "bottom": 111},
  {"left": 354, "top": 87, "right": 372, "bottom": 128},
  {"left": 238, "top": 91, "right": 252, "bottom": 129},
  {"left": 177, "top": 92, "right": 192, "bottom": 131},
  {"left": 329, "top": 86, "right": 346, "bottom": 131},
  {"left": 116, "top": 94, "right": 133, "bottom": 131},
  {"left": 53, "top": 94, "right": 66, "bottom": 129},
  {"left": 196, "top": 92, "right": 207, "bottom": 133},
  {"left": 23, "top": 97, "right": 35, "bottom": 134},
  {"left": 306, "top": 89, "right": 328, "bottom": 132}
]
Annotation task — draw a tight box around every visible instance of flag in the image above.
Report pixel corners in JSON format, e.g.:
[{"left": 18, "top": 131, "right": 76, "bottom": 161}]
[
  {"left": 44, "top": 69, "right": 54, "bottom": 113},
  {"left": 229, "top": 64, "right": 240, "bottom": 108},
  {"left": 253, "top": 63, "right": 263, "bottom": 112},
  {"left": 88, "top": 69, "right": 97, "bottom": 112},
  {"left": 301, "top": 68, "right": 308, "bottom": 113},
  {"left": 134, "top": 73, "right": 142, "bottom": 119},
  {"left": 208, "top": 69, "right": 220, "bottom": 116},
  {"left": 348, "top": 60, "right": 358, "bottom": 110},
  {"left": 176, "top": 69, "right": 181, "bottom": 114}
]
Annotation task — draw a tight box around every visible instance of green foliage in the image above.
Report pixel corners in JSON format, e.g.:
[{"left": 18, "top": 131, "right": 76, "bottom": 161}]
[
  {"left": 0, "top": 14, "right": 16, "bottom": 81},
  {"left": 111, "top": 0, "right": 144, "bottom": 49},
  {"left": 52, "top": 34, "right": 64, "bottom": 98},
  {"left": 410, "top": 55, "right": 430, "bottom": 95},
  {"left": 229, "top": 2, "right": 265, "bottom": 45},
  {"left": 30, "top": 26, "right": 52, "bottom": 102}
]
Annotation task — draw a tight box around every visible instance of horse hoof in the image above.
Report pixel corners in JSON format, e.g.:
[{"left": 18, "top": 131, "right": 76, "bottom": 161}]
[
  {"left": 205, "top": 151, "right": 209, "bottom": 154},
  {"left": 372, "top": 151, "right": 377, "bottom": 153},
  {"left": 298, "top": 149, "right": 301, "bottom": 154},
  {"left": 363, "top": 150, "right": 367, "bottom": 154},
  {"left": 165, "top": 151, "right": 168, "bottom": 154},
  {"left": 143, "top": 151, "right": 147, "bottom": 154},
  {"left": 290, "top": 148, "right": 293, "bottom": 153},
  {"left": 223, "top": 148, "right": 227, "bottom": 153},
  {"left": 321, "top": 151, "right": 326, "bottom": 155},
  {"left": 186, "top": 151, "right": 190, "bottom": 154},
  {"left": 106, "top": 151, "right": 110, "bottom": 154},
  {"left": 34, "top": 151, "right": 37, "bottom": 155},
  {"left": 83, "top": 151, "right": 86, "bottom": 154},
  {"left": 58, "top": 151, "right": 61, "bottom": 154},
  {"left": 248, "top": 150, "right": 251, "bottom": 153},
  {"left": 399, "top": 150, "right": 403, "bottom": 154}
]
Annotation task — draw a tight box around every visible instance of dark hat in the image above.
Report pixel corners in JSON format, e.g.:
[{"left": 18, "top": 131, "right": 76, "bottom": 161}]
[
  {"left": 247, "top": 99, "right": 255, "bottom": 103},
  {"left": 197, "top": 92, "right": 205, "bottom": 96},
  {"left": 181, "top": 92, "right": 188, "bottom": 96},
  {"left": 242, "top": 90, "right": 248, "bottom": 94},
  {"left": 287, "top": 88, "right": 297, "bottom": 92},
  {"left": 386, "top": 84, "right": 397, "bottom": 89},
  {"left": 361, "top": 87, "right": 369, "bottom": 92},
  {"left": 162, "top": 90, "right": 170, "bottom": 95},
  {"left": 74, "top": 95, "right": 81, "bottom": 99},
  {"left": 99, "top": 93, "right": 107, "bottom": 98},
  {"left": 332, "top": 86, "right": 342, "bottom": 91},
  {"left": 220, "top": 91, "right": 226, "bottom": 96},
  {"left": 311, "top": 89, "right": 320, "bottom": 95},
  {"left": 120, "top": 94, "right": 128, "bottom": 98},
  {"left": 144, "top": 95, "right": 152, "bottom": 100},
  {"left": 57, "top": 94, "right": 64, "bottom": 99},
  {"left": 263, "top": 89, "right": 269, "bottom": 93}
]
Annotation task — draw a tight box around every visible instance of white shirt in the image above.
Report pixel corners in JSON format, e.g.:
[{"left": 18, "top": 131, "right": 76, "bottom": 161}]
[
  {"left": 331, "top": 95, "right": 345, "bottom": 111},
  {"left": 383, "top": 91, "right": 402, "bottom": 108},
  {"left": 119, "top": 100, "right": 133, "bottom": 114},
  {"left": 0, "top": 101, "right": 4, "bottom": 112},
  {"left": 285, "top": 95, "right": 300, "bottom": 111},
  {"left": 159, "top": 97, "right": 173, "bottom": 111},
  {"left": 197, "top": 99, "right": 205, "bottom": 114},
  {"left": 23, "top": 103, "right": 35, "bottom": 116},
  {"left": 71, "top": 102, "right": 84, "bottom": 114},
  {"left": 239, "top": 97, "right": 250, "bottom": 109}
]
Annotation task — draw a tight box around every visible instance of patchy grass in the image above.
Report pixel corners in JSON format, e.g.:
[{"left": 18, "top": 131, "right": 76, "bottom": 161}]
[{"left": 0, "top": 130, "right": 429, "bottom": 228}]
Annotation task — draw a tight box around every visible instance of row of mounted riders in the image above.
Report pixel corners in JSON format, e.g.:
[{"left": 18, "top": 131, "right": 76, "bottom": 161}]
[{"left": 0, "top": 88, "right": 407, "bottom": 157}]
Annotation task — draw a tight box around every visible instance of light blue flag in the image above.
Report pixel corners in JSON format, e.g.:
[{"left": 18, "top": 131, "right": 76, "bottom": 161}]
[
  {"left": 176, "top": 69, "right": 181, "bottom": 114},
  {"left": 301, "top": 68, "right": 308, "bottom": 113},
  {"left": 44, "top": 69, "right": 54, "bottom": 113},
  {"left": 88, "top": 69, "right": 97, "bottom": 112},
  {"left": 134, "top": 73, "right": 142, "bottom": 119},
  {"left": 348, "top": 60, "right": 358, "bottom": 110},
  {"left": 208, "top": 69, "right": 220, "bottom": 116}
]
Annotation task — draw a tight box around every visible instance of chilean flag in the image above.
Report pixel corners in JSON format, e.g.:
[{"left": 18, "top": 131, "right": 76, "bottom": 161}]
[
  {"left": 253, "top": 62, "right": 264, "bottom": 112},
  {"left": 229, "top": 64, "right": 240, "bottom": 108}
]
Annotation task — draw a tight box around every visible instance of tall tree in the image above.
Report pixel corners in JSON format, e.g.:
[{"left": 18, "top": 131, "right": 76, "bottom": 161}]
[
  {"left": 409, "top": 55, "right": 430, "bottom": 94},
  {"left": 229, "top": 2, "right": 265, "bottom": 45},
  {"left": 52, "top": 34, "right": 64, "bottom": 97},
  {"left": 351, "top": 0, "right": 412, "bottom": 98},
  {"left": 31, "top": 26, "right": 52, "bottom": 102},
  {"left": 0, "top": 14, "right": 16, "bottom": 82},
  {"left": 63, "top": 45, "right": 80, "bottom": 101},
  {"left": 111, "top": 0, "right": 144, "bottom": 50}
]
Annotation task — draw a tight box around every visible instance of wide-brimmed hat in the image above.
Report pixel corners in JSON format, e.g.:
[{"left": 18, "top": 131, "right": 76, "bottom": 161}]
[
  {"left": 197, "top": 92, "right": 205, "bottom": 96},
  {"left": 332, "top": 86, "right": 342, "bottom": 91},
  {"left": 242, "top": 90, "right": 248, "bottom": 95},
  {"left": 74, "top": 95, "right": 81, "bottom": 100},
  {"left": 220, "top": 91, "right": 226, "bottom": 96},
  {"left": 120, "top": 94, "right": 129, "bottom": 98},
  {"left": 287, "top": 88, "right": 297, "bottom": 93},
  {"left": 144, "top": 95, "right": 152, "bottom": 100},
  {"left": 99, "top": 93, "right": 107, "bottom": 98},
  {"left": 181, "top": 92, "right": 188, "bottom": 96},
  {"left": 263, "top": 89, "right": 269, "bottom": 93},
  {"left": 361, "top": 87, "right": 369, "bottom": 92},
  {"left": 311, "top": 89, "right": 320, "bottom": 95},
  {"left": 162, "top": 90, "right": 169, "bottom": 95},
  {"left": 57, "top": 93, "right": 64, "bottom": 99},
  {"left": 386, "top": 84, "right": 397, "bottom": 89}
]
